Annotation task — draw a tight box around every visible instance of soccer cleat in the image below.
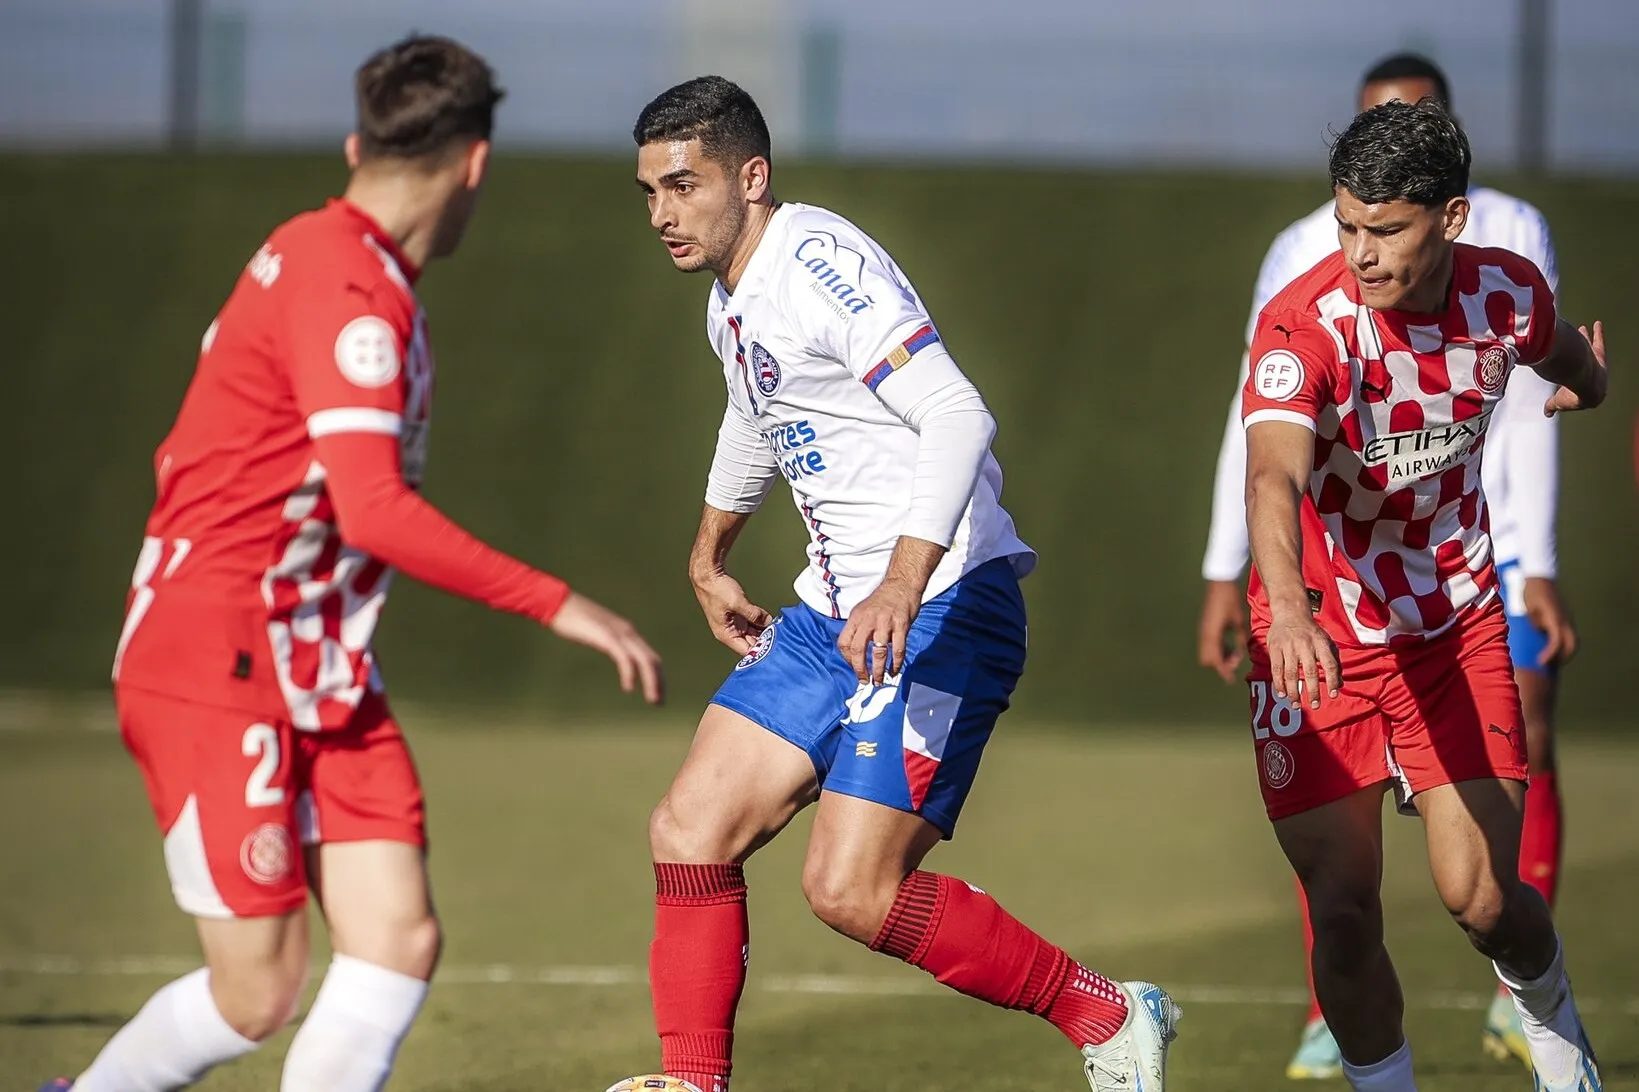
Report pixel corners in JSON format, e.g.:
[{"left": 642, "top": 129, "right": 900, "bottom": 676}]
[
  {"left": 1285, "top": 1016, "right": 1344, "bottom": 1080},
  {"left": 1483, "top": 991, "right": 1532, "bottom": 1070},
  {"left": 1080, "top": 981, "right": 1181, "bottom": 1092},
  {"left": 1529, "top": 1027, "right": 1602, "bottom": 1092},
  {"left": 36, "top": 1082, "right": 73, "bottom": 1091}
]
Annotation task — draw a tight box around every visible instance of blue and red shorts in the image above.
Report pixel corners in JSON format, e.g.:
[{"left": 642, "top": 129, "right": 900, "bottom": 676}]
[{"left": 710, "top": 558, "right": 1027, "bottom": 837}]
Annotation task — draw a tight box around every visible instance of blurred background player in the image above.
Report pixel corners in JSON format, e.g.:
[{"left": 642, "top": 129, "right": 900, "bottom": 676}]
[
  {"left": 40, "top": 34, "right": 663, "bottom": 1092},
  {"left": 1194, "top": 53, "right": 1577, "bottom": 1078},
  {"left": 1242, "top": 99, "right": 1606, "bottom": 1091},
  {"left": 630, "top": 77, "right": 1180, "bottom": 1092}
]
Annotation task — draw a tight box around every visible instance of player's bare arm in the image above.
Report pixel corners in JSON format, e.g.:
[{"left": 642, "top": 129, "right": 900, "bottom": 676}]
[
  {"left": 1523, "top": 577, "right": 1578, "bottom": 666},
  {"left": 1198, "top": 580, "right": 1247, "bottom": 682},
  {"left": 838, "top": 535, "right": 945, "bottom": 685},
  {"left": 688, "top": 504, "right": 774, "bottom": 655},
  {"left": 1538, "top": 318, "right": 1608, "bottom": 416},
  {"left": 1245, "top": 420, "right": 1340, "bottom": 709}
]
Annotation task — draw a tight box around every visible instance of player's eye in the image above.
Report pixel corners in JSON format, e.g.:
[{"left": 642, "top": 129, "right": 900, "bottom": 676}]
[{"left": 675, "top": 182, "right": 693, "bottom": 195}]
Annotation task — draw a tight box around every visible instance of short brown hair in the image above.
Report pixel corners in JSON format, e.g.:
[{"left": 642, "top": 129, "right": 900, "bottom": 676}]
[{"left": 354, "top": 34, "right": 504, "bottom": 161}]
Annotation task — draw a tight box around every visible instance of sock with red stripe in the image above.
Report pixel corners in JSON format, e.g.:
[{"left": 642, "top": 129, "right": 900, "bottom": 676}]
[
  {"left": 651, "top": 863, "right": 748, "bottom": 1092},
  {"left": 869, "top": 870, "right": 1129, "bottom": 1046},
  {"left": 1519, "top": 770, "right": 1563, "bottom": 907},
  {"left": 1296, "top": 876, "right": 1325, "bottom": 1024}
]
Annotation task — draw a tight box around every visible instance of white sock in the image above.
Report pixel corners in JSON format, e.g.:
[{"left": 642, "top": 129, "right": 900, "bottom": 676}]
[
  {"left": 75, "top": 968, "right": 257, "bottom": 1091},
  {"left": 1341, "top": 1039, "right": 1416, "bottom": 1092},
  {"left": 1496, "top": 937, "right": 1596, "bottom": 1086},
  {"left": 280, "top": 954, "right": 429, "bottom": 1092}
]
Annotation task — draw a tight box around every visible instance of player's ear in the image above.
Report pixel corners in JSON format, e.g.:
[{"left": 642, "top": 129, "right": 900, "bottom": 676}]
[
  {"left": 464, "top": 139, "right": 492, "bottom": 192},
  {"left": 741, "top": 156, "right": 771, "bottom": 203},
  {"left": 1442, "top": 195, "right": 1470, "bottom": 243},
  {"left": 343, "top": 133, "right": 362, "bottom": 170}
]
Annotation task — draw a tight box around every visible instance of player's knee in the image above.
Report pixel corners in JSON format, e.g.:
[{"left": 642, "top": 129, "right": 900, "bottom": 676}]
[
  {"left": 209, "top": 956, "right": 307, "bottom": 1041},
  {"left": 800, "top": 858, "right": 894, "bottom": 944},
  {"left": 649, "top": 795, "right": 735, "bottom": 864},
  {"left": 1305, "top": 883, "right": 1383, "bottom": 967},
  {"left": 394, "top": 913, "right": 443, "bottom": 980}
]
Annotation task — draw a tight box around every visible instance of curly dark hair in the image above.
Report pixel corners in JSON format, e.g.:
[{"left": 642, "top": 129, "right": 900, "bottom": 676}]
[{"left": 1329, "top": 99, "right": 1470, "bottom": 207}]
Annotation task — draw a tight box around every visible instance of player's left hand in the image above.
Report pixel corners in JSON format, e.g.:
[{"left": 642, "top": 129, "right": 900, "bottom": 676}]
[
  {"left": 839, "top": 580, "right": 921, "bottom": 685},
  {"left": 1523, "top": 577, "right": 1579, "bottom": 666},
  {"left": 1544, "top": 321, "right": 1607, "bottom": 416}
]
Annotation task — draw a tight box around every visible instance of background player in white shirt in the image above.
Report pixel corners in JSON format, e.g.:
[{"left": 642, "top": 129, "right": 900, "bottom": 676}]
[
  {"left": 1194, "top": 54, "right": 1578, "bottom": 1079},
  {"left": 624, "top": 77, "right": 1179, "bottom": 1092}
]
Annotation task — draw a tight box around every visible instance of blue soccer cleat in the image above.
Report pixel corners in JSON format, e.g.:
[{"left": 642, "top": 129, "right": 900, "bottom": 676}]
[
  {"left": 1285, "top": 1016, "right": 1343, "bottom": 1080},
  {"left": 37, "top": 1082, "right": 73, "bottom": 1091}
]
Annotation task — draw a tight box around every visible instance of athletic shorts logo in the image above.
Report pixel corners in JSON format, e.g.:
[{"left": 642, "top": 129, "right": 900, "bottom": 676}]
[
  {"left": 240, "top": 823, "right": 294, "bottom": 886},
  {"left": 734, "top": 624, "right": 776, "bottom": 671},
  {"left": 1262, "top": 740, "right": 1295, "bottom": 790},
  {"left": 1253, "top": 349, "right": 1305, "bottom": 402},
  {"left": 750, "top": 342, "right": 781, "bottom": 395},
  {"left": 1475, "top": 345, "right": 1511, "bottom": 395},
  {"left": 334, "top": 315, "right": 401, "bottom": 388}
]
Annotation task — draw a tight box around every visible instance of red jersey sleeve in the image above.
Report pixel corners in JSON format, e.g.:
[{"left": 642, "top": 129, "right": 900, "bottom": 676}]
[
  {"left": 1241, "top": 308, "right": 1339, "bottom": 431},
  {"left": 278, "top": 245, "right": 570, "bottom": 624},
  {"left": 284, "top": 268, "right": 413, "bottom": 439}
]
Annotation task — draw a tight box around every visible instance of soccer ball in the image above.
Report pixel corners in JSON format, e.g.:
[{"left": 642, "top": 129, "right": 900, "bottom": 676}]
[{"left": 604, "top": 1078, "right": 703, "bottom": 1092}]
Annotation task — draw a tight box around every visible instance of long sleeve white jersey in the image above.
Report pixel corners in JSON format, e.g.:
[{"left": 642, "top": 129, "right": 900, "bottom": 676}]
[
  {"left": 1202, "top": 185, "right": 1561, "bottom": 582},
  {"left": 703, "top": 202, "right": 1035, "bottom": 618}
]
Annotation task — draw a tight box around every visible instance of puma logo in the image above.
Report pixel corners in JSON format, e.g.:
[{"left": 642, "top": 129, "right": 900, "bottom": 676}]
[
  {"left": 1487, "top": 723, "right": 1522, "bottom": 749},
  {"left": 1272, "top": 323, "right": 1295, "bottom": 342}
]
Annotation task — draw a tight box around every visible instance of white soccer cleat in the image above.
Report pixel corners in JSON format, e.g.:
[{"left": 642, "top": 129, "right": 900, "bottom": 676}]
[{"left": 1080, "top": 981, "right": 1182, "bottom": 1092}]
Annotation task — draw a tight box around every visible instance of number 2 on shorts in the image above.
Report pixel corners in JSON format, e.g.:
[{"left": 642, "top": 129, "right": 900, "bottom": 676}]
[
  {"left": 242, "top": 724, "right": 285, "bottom": 807},
  {"left": 1250, "top": 680, "right": 1303, "bottom": 739}
]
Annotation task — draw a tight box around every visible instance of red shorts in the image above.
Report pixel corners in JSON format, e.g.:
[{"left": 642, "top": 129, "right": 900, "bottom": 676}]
[
  {"left": 115, "top": 685, "right": 425, "bottom": 919},
  {"left": 1247, "top": 601, "right": 1528, "bottom": 821}
]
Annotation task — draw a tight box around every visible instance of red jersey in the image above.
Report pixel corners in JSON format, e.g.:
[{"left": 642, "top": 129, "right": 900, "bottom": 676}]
[
  {"left": 1241, "top": 244, "right": 1557, "bottom": 647},
  {"left": 115, "top": 199, "right": 568, "bottom": 729}
]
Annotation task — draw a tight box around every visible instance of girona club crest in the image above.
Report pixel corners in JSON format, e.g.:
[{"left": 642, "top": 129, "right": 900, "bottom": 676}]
[
  {"left": 1262, "top": 740, "right": 1296, "bottom": 790},
  {"left": 240, "top": 823, "right": 294, "bottom": 885},
  {"left": 1475, "top": 345, "right": 1511, "bottom": 395}
]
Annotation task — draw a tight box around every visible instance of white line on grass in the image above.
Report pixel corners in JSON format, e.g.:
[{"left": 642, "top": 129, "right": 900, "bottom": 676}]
[{"left": 5, "top": 956, "right": 1637, "bottom": 1016}]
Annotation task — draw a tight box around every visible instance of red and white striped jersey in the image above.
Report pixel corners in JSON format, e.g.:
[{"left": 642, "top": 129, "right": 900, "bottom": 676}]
[
  {"left": 1241, "top": 244, "right": 1557, "bottom": 646},
  {"left": 115, "top": 200, "right": 433, "bottom": 730}
]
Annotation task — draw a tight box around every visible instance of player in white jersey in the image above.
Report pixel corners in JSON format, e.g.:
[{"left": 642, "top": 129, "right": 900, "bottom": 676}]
[
  {"left": 1195, "top": 55, "right": 1579, "bottom": 1078},
  {"left": 620, "top": 77, "right": 1179, "bottom": 1092}
]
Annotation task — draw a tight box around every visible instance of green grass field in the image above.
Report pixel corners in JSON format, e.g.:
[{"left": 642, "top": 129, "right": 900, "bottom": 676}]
[{"left": 2, "top": 706, "right": 1636, "bottom": 1090}]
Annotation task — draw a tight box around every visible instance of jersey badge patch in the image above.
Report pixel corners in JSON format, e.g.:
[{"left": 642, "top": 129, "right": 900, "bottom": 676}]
[
  {"left": 334, "top": 316, "right": 401, "bottom": 388},
  {"left": 1253, "top": 349, "right": 1305, "bottom": 402},
  {"left": 750, "top": 342, "right": 782, "bottom": 395},
  {"left": 1475, "top": 345, "right": 1511, "bottom": 395}
]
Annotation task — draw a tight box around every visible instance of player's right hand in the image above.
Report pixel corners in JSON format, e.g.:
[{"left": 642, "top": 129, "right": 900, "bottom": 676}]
[
  {"left": 691, "top": 571, "right": 774, "bottom": 656},
  {"left": 547, "top": 593, "right": 665, "bottom": 704},
  {"left": 1264, "top": 613, "right": 1340, "bottom": 710},
  {"left": 1197, "top": 579, "right": 1248, "bottom": 683}
]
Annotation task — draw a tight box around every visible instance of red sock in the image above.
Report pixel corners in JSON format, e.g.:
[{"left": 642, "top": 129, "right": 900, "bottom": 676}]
[
  {"left": 652, "top": 863, "right": 748, "bottom": 1092},
  {"left": 1295, "top": 876, "right": 1323, "bottom": 1024},
  {"left": 1520, "top": 770, "right": 1563, "bottom": 907},
  {"left": 870, "top": 871, "right": 1129, "bottom": 1046}
]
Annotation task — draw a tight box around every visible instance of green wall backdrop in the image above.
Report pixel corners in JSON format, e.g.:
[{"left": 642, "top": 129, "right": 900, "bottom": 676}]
[{"left": 2, "top": 155, "right": 1634, "bottom": 724}]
